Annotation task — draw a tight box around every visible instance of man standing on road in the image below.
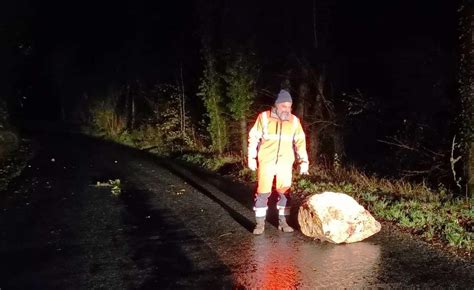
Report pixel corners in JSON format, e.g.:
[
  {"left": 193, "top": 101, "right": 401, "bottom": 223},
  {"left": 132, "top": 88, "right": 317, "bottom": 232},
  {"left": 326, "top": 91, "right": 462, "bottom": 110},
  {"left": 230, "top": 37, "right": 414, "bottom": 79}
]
[{"left": 248, "top": 89, "right": 309, "bottom": 235}]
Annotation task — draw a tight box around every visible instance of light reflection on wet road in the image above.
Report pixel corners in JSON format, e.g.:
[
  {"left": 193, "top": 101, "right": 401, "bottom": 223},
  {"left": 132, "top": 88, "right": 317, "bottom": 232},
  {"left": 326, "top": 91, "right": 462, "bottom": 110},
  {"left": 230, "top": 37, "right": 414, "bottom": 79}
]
[{"left": 214, "top": 227, "right": 383, "bottom": 288}]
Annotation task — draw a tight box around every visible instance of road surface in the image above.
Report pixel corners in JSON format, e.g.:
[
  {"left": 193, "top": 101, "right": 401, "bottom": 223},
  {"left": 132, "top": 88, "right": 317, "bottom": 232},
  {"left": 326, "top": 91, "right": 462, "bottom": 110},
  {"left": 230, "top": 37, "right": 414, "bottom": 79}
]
[{"left": 0, "top": 133, "right": 472, "bottom": 289}]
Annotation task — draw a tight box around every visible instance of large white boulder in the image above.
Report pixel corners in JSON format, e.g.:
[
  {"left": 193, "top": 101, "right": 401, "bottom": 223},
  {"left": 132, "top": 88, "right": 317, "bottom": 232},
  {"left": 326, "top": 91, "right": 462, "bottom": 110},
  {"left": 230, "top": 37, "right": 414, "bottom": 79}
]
[{"left": 298, "top": 191, "right": 381, "bottom": 243}]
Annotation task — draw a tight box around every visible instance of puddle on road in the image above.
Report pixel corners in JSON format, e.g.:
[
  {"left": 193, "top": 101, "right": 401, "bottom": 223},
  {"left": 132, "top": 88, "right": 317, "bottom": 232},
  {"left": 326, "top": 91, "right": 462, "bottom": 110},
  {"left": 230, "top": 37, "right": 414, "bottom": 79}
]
[{"left": 231, "top": 234, "right": 381, "bottom": 288}]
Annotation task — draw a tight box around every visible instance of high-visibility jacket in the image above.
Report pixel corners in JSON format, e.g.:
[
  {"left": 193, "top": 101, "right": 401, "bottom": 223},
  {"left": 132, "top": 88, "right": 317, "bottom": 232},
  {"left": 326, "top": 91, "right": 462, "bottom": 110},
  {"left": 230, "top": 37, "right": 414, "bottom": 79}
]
[{"left": 248, "top": 109, "right": 308, "bottom": 167}]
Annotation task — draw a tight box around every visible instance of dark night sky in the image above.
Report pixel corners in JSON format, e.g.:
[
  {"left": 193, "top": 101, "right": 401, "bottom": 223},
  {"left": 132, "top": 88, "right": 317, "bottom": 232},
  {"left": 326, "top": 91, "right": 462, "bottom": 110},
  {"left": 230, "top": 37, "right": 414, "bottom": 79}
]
[{"left": 1, "top": 0, "right": 459, "bottom": 125}]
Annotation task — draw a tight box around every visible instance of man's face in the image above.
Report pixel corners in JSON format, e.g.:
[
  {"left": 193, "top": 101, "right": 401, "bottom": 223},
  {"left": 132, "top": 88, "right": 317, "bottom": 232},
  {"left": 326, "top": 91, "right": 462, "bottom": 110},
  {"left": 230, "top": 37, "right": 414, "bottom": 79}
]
[{"left": 276, "top": 102, "right": 292, "bottom": 119}]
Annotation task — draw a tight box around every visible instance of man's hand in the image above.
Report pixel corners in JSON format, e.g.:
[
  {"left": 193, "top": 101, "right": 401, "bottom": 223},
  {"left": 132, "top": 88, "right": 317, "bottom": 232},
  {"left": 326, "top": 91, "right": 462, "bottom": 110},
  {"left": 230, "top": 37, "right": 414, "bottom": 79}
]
[
  {"left": 299, "top": 161, "right": 309, "bottom": 175},
  {"left": 248, "top": 158, "right": 257, "bottom": 171}
]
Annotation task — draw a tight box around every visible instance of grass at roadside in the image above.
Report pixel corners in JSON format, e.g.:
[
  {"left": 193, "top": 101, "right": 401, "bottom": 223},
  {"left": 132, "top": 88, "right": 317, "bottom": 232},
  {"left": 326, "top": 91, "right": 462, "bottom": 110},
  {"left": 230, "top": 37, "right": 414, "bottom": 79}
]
[{"left": 179, "top": 152, "right": 473, "bottom": 258}]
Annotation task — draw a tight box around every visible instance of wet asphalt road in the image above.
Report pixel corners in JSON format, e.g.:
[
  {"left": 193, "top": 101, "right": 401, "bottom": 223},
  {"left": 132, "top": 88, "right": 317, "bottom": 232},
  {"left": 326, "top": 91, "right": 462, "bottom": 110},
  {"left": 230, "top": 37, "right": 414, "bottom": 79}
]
[{"left": 0, "top": 133, "right": 473, "bottom": 289}]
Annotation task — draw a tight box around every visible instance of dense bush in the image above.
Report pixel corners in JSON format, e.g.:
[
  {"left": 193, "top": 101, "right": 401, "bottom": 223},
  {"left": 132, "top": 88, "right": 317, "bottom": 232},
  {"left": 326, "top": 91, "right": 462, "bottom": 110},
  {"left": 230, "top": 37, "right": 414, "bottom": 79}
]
[{"left": 88, "top": 95, "right": 127, "bottom": 138}]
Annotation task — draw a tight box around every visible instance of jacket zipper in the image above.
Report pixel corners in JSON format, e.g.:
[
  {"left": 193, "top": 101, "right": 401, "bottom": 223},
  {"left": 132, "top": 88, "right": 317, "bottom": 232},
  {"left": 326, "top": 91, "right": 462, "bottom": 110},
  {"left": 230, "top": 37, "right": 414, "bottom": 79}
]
[{"left": 275, "top": 120, "right": 283, "bottom": 164}]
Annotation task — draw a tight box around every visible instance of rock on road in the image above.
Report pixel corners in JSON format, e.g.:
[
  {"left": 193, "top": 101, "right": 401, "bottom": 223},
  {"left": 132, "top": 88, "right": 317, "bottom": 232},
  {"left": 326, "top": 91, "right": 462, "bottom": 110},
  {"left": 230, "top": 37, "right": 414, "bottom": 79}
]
[{"left": 0, "top": 133, "right": 472, "bottom": 289}]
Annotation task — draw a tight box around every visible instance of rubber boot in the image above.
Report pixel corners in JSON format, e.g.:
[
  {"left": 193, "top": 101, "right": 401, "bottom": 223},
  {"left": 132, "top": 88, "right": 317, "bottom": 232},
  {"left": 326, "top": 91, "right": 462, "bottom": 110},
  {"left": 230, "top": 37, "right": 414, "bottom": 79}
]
[
  {"left": 253, "top": 217, "right": 265, "bottom": 235},
  {"left": 278, "top": 215, "right": 294, "bottom": 232}
]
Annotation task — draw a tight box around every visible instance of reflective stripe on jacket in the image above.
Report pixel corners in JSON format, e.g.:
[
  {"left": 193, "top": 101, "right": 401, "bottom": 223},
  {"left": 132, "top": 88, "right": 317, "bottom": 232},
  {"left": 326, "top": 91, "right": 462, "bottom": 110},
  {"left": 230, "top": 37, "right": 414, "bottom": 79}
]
[{"left": 248, "top": 109, "right": 308, "bottom": 166}]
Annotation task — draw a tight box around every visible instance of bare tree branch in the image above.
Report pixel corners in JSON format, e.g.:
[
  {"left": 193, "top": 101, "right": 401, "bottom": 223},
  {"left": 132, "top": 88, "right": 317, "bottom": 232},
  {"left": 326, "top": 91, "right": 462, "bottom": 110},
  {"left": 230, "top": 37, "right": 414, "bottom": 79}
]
[
  {"left": 377, "top": 137, "right": 445, "bottom": 158},
  {"left": 450, "top": 135, "right": 463, "bottom": 189}
]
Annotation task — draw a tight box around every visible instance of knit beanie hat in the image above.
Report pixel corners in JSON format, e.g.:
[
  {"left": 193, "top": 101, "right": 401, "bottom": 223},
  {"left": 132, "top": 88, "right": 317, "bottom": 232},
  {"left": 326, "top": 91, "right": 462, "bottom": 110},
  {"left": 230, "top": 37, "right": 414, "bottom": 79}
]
[{"left": 275, "top": 89, "right": 292, "bottom": 104}]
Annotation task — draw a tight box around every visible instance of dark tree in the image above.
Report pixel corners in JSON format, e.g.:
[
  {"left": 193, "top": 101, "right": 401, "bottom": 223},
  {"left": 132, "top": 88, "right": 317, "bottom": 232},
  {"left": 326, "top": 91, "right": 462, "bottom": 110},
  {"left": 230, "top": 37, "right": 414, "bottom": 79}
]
[{"left": 459, "top": 0, "right": 474, "bottom": 196}]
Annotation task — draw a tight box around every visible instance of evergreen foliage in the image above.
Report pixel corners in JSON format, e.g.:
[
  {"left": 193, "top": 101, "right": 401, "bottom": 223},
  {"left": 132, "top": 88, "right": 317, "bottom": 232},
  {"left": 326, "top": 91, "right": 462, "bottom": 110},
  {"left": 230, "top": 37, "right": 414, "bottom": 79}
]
[
  {"left": 198, "top": 50, "right": 228, "bottom": 154},
  {"left": 224, "top": 51, "right": 257, "bottom": 155},
  {"left": 224, "top": 51, "right": 256, "bottom": 122}
]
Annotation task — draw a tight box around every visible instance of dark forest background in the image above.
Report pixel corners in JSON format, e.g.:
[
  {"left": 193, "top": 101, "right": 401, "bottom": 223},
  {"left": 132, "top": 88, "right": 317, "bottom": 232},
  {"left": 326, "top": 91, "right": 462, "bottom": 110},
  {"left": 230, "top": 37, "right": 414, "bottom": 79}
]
[{"left": 1, "top": 0, "right": 472, "bottom": 193}]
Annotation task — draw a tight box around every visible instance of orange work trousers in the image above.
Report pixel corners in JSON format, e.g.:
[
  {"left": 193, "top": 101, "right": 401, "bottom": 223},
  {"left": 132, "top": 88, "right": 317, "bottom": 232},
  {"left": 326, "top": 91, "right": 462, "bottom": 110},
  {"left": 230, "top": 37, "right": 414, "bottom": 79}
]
[{"left": 257, "top": 162, "right": 293, "bottom": 194}]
